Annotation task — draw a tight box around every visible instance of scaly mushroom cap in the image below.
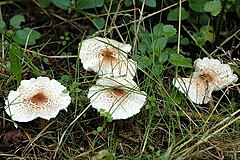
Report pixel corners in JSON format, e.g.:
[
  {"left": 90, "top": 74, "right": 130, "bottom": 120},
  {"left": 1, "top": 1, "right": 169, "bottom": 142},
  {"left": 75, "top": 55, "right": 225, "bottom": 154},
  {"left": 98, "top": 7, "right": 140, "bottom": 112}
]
[
  {"left": 79, "top": 37, "right": 137, "bottom": 78},
  {"left": 5, "top": 77, "right": 71, "bottom": 122},
  {"left": 193, "top": 57, "right": 238, "bottom": 90},
  {"left": 173, "top": 57, "right": 238, "bottom": 104},
  {"left": 87, "top": 77, "right": 147, "bottom": 120}
]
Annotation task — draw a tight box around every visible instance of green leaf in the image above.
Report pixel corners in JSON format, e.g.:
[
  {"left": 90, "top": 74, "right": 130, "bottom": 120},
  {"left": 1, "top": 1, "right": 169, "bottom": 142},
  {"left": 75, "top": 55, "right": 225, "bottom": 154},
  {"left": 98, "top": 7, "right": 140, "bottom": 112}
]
[
  {"left": 151, "top": 65, "right": 164, "bottom": 77},
  {"left": 10, "top": 15, "right": 25, "bottom": 29},
  {"left": 189, "top": 0, "right": 208, "bottom": 12},
  {"left": 168, "top": 53, "right": 193, "bottom": 68},
  {"left": 167, "top": 7, "right": 189, "bottom": 21},
  {"left": 162, "top": 25, "right": 177, "bottom": 38},
  {"left": 124, "top": 0, "right": 132, "bottom": 7},
  {"left": 140, "top": 0, "right": 156, "bottom": 7},
  {"left": 159, "top": 52, "right": 169, "bottom": 63},
  {"left": 77, "top": 0, "right": 104, "bottom": 9},
  {"left": 132, "top": 55, "right": 152, "bottom": 68},
  {"left": 0, "top": 20, "right": 6, "bottom": 29},
  {"left": 0, "top": 20, "right": 6, "bottom": 33},
  {"left": 6, "top": 30, "right": 14, "bottom": 38},
  {"left": 138, "top": 41, "right": 148, "bottom": 53},
  {"left": 180, "top": 37, "right": 190, "bottom": 45},
  {"left": 204, "top": 0, "right": 222, "bottom": 16},
  {"left": 9, "top": 43, "right": 22, "bottom": 86},
  {"left": 92, "top": 17, "right": 105, "bottom": 30},
  {"left": 193, "top": 32, "right": 205, "bottom": 46},
  {"left": 37, "top": 0, "right": 51, "bottom": 8},
  {"left": 200, "top": 25, "right": 214, "bottom": 43},
  {"left": 97, "top": 127, "right": 103, "bottom": 132},
  {"left": 160, "top": 48, "right": 174, "bottom": 63},
  {"left": 152, "top": 37, "right": 168, "bottom": 51},
  {"left": 51, "top": 0, "right": 70, "bottom": 10},
  {"left": 94, "top": 0, "right": 104, "bottom": 7},
  {"left": 153, "top": 23, "right": 164, "bottom": 38},
  {"left": 13, "top": 28, "right": 41, "bottom": 46},
  {"left": 199, "top": 14, "right": 210, "bottom": 25},
  {"left": 236, "top": 0, "right": 240, "bottom": 17}
]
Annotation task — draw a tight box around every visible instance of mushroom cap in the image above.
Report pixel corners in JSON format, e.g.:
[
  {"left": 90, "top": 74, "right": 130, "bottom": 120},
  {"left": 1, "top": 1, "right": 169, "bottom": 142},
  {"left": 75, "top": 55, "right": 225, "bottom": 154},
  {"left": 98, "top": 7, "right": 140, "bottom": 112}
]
[
  {"left": 173, "top": 57, "right": 238, "bottom": 104},
  {"left": 79, "top": 37, "right": 137, "bottom": 78},
  {"left": 173, "top": 77, "right": 215, "bottom": 104},
  {"left": 5, "top": 77, "right": 71, "bottom": 122},
  {"left": 87, "top": 77, "right": 147, "bottom": 120},
  {"left": 194, "top": 57, "right": 238, "bottom": 90}
]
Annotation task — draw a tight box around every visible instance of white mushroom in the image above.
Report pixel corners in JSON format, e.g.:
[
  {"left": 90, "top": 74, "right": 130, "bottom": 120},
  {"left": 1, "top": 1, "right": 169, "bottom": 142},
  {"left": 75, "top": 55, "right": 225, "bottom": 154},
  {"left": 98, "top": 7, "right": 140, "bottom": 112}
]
[
  {"left": 87, "top": 77, "right": 147, "bottom": 120},
  {"left": 79, "top": 37, "right": 137, "bottom": 78},
  {"left": 173, "top": 57, "right": 238, "bottom": 104},
  {"left": 5, "top": 77, "right": 71, "bottom": 122}
]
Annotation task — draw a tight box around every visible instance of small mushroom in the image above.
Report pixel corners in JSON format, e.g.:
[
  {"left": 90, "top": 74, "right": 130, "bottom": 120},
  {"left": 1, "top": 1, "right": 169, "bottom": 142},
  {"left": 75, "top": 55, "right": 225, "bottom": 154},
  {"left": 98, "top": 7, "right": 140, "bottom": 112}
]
[
  {"left": 5, "top": 77, "right": 71, "bottom": 122},
  {"left": 79, "top": 37, "right": 137, "bottom": 78},
  {"left": 173, "top": 57, "right": 238, "bottom": 104},
  {"left": 88, "top": 77, "right": 147, "bottom": 120}
]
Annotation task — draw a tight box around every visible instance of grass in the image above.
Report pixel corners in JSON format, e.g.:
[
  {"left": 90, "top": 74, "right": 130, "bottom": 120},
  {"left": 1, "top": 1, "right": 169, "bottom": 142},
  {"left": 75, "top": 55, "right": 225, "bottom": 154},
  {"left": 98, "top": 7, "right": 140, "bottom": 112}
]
[{"left": 1, "top": 0, "right": 240, "bottom": 159}]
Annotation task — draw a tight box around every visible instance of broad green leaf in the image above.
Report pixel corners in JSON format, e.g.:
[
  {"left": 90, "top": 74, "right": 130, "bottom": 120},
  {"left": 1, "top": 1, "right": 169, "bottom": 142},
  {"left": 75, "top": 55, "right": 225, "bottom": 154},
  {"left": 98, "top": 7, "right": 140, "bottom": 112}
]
[
  {"left": 77, "top": 0, "right": 104, "bottom": 9},
  {"left": 51, "top": 0, "right": 70, "bottom": 10},
  {"left": 160, "top": 48, "right": 174, "bottom": 63},
  {"left": 92, "top": 17, "right": 105, "bottom": 30},
  {"left": 162, "top": 25, "right": 177, "bottom": 38},
  {"left": 204, "top": 0, "right": 222, "bottom": 16},
  {"left": 94, "top": 0, "right": 104, "bottom": 7},
  {"left": 9, "top": 43, "right": 22, "bottom": 86},
  {"left": 140, "top": 0, "right": 156, "bottom": 7},
  {"left": 0, "top": 20, "right": 6, "bottom": 33},
  {"left": 152, "top": 37, "right": 168, "bottom": 51},
  {"left": 168, "top": 53, "right": 193, "bottom": 68},
  {"left": 167, "top": 34, "right": 178, "bottom": 43},
  {"left": 13, "top": 28, "right": 41, "bottom": 45},
  {"left": 23, "top": 28, "right": 41, "bottom": 40},
  {"left": 138, "top": 41, "right": 148, "bottom": 53},
  {"left": 236, "top": 0, "right": 240, "bottom": 17},
  {"left": 0, "top": 20, "right": 6, "bottom": 29},
  {"left": 153, "top": 23, "right": 164, "bottom": 38},
  {"left": 189, "top": 0, "right": 208, "bottom": 12},
  {"left": 37, "top": 0, "right": 51, "bottom": 8},
  {"left": 159, "top": 52, "right": 169, "bottom": 63},
  {"left": 138, "top": 34, "right": 152, "bottom": 53},
  {"left": 199, "top": 14, "right": 210, "bottom": 25},
  {"left": 167, "top": 7, "right": 189, "bottom": 21},
  {"left": 200, "top": 25, "right": 214, "bottom": 43},
  {"left": 10, "top": 15, "right": 25, "bottom": 29},
  {"left": 132, "top": 55, "right": 152, "bottom": 68}
]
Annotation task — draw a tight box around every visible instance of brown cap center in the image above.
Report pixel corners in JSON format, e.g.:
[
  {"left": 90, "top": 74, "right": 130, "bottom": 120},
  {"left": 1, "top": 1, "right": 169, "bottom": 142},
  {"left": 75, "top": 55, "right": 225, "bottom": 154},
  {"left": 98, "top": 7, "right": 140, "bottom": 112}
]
[
  {"left": 101, "top": 48, "right": 117, "bottom": 62},
  {"left": 111, "top": 88, "right": 126, "bottom": 97},
  {"left": 30, "top": 93, "right": 48, "bottom": 105},
  {"left": 199, "top": 74, "right": 214, "bottom": 82}
]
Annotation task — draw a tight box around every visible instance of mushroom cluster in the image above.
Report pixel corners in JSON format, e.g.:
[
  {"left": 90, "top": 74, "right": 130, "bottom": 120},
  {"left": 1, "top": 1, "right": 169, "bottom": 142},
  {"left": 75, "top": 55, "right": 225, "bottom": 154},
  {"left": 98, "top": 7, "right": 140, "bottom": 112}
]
[
  {"left": 173, "top": 57, "right": 238, "bottom": 104},
  {"left": 5, "top": 77, "right": 71, "bottom": 122},
  {"left": 79, "top": 37, "right": 146, "bottom": 120}
]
